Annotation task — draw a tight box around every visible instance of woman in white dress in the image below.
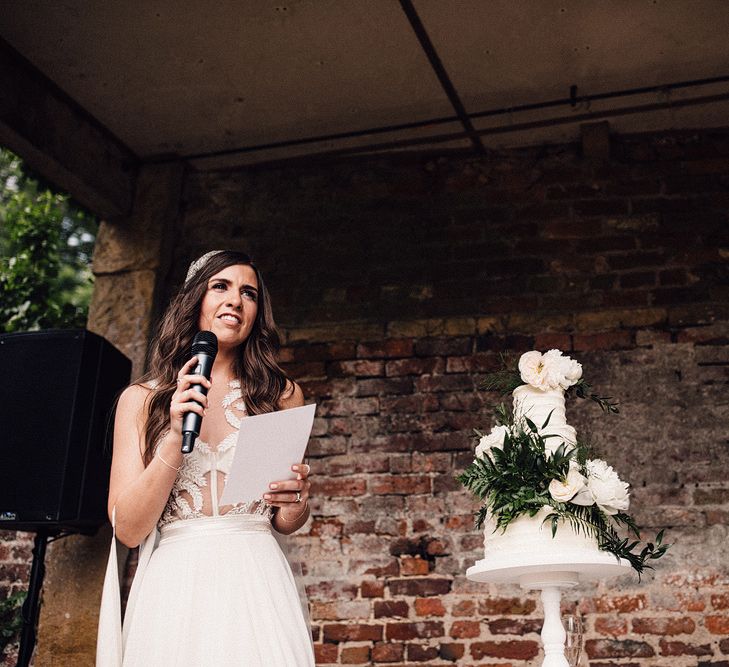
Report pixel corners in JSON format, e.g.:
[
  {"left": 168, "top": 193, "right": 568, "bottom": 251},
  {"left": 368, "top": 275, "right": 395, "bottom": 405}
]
[{"left": 98, "top": 250, "right": 315, "bottom": 667}]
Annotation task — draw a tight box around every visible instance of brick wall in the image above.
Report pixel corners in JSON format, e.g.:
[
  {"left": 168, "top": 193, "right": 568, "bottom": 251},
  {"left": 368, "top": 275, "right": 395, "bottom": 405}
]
[
  {"left": 2, "top": 127, "right": 728, "bottom": 665},
  {"left": 277, "top": 324, "right": 728, "bottom": 666}
]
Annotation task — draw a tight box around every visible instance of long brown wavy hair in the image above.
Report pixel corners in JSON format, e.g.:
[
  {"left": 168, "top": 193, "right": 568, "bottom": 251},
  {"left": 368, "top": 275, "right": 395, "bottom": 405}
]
[{"left": 136, "top": 250, "right": 290, "bottom": 465}]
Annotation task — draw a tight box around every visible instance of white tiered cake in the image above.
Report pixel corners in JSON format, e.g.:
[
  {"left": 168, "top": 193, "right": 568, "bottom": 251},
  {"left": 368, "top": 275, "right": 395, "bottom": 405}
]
[{"left": 467, "top": 354, "right": 630, "bottom": 584}]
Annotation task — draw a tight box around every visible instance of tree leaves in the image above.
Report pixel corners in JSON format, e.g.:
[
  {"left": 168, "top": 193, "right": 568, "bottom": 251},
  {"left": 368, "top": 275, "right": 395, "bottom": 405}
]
[{"left": 0, "top": 149, "right": 97, "bottom": 332}]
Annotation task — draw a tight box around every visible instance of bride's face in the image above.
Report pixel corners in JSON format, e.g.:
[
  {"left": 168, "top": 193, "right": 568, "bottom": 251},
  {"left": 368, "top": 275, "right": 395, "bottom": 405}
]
[{"left": 197, "top": 264, "right": 259, "bottom": 349}]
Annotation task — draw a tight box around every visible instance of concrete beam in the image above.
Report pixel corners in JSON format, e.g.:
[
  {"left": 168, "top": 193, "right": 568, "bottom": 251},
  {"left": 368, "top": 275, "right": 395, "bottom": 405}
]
[{"left": 0, "top": 38, "right": 137, "bottom": 218}]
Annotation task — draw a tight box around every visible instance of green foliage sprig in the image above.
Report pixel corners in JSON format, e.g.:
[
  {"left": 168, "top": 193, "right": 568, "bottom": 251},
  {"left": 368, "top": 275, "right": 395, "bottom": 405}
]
[{"left": 0, "top": 590, "right": 25, "bottom": 654}]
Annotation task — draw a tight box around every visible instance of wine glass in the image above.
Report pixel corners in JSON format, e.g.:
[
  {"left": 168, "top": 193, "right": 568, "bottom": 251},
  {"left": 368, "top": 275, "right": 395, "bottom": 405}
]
[{"left": 563, "top": 614, "right": 583, "bottom": 667}]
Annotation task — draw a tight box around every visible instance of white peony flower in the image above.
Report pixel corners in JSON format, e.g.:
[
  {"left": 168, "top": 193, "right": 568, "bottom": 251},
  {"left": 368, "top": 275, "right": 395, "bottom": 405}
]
[
  {"left": 548, "top": 461, "right": 588, "bottom": 503},
  {"left": 519, "top": 349, "right": 582, "bottom": 391},
  {"left": 543, "top": 349, "right": 583, "bottom": 390},
  {"left": 571, "top": 459, "right": 630, "bottom": 515},
  {"left": 475, "top": 425, "right": 509, "bottom": 459}
]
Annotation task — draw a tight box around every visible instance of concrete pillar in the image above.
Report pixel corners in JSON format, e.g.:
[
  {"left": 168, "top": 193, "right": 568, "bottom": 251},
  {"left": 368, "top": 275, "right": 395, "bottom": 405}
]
[{"left": 34, "top": 162, "right": 184, "bottom": 666}]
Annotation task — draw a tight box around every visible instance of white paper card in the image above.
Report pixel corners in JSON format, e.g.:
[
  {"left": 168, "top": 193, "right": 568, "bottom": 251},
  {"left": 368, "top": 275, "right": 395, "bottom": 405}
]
[{"left": 220, "top": 403, "right": 316, "bottom": 506}]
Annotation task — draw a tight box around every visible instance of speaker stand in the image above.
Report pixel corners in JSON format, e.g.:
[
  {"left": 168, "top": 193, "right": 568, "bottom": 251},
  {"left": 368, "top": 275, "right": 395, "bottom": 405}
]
[{"left": 17, "top": 528, "right": 66, "bottom": 667}]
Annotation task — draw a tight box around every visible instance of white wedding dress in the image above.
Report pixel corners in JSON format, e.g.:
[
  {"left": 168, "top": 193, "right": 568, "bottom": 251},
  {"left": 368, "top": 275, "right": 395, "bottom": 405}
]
[{"left": 97, "top": 381, "right": 314, "bottom": 667}]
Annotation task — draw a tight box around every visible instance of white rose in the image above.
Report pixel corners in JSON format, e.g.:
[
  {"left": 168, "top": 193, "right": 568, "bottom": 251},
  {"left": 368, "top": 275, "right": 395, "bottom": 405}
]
[
  {"left": 549, "top": 461, "right": 588, "bottom": 503},
  {"left": 518, "top": 351, "right": 551, "bottom": 390},
  {"left": 576, "top": 459, "right": 630, "bottom": 515},
  {"left": 475, "top": 425, "right": 509, "bottom": 459}
]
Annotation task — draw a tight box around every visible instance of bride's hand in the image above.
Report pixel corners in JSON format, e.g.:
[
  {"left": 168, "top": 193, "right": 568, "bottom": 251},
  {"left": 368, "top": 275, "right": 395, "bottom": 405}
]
[
  {"left": 264, "top": 464, "right": 311, "bottom": 512},
  {"left": 169, "top": 356, "right": 211, "bottom": 439}
]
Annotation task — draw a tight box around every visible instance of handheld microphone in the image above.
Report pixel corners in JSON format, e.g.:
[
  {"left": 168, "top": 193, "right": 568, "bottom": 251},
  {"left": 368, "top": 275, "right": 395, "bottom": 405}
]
[{"left": 181, "top": 331, "right": 218, "bottom": 453}]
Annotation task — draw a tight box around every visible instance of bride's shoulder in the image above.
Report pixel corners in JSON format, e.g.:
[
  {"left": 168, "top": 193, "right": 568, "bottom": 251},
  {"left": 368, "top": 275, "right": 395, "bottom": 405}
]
[
  {"left": 118, "top": 380, "right": 158, "bottom": 414},
  {"left": 278, "top": 379, "right": 304, "bottom": 410}
]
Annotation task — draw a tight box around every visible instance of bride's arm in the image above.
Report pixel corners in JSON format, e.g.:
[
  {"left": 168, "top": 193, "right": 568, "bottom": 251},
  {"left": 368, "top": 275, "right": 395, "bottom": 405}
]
[
  {"left": 109, "top": 358, "right": 209, "bottom": 547},
  {"left": 107, "top": 385, "right": 183, "bottom": 547}
]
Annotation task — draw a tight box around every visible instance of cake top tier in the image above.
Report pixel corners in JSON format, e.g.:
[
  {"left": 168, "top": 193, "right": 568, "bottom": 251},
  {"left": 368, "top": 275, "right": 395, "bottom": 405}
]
[{"left": 518, "top": 349, "right": 582, "bottom": 392}]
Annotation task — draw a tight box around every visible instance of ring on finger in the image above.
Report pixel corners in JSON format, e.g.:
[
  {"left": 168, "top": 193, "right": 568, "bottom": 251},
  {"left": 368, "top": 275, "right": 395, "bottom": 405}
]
[{"left": 295, "top": 491, "right": 302, "bottom": 503}]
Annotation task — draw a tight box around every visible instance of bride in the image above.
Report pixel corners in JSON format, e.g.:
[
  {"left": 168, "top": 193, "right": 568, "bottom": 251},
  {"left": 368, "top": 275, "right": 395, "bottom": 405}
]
[{"left": 97, "top": 250, "right": 315, "bottom": 666}]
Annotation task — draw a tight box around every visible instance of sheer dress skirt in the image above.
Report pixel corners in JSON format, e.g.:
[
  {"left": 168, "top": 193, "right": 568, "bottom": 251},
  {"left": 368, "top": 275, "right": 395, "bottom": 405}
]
[{"left": 121, "top": 514, "right": 314, "bottom": 667}]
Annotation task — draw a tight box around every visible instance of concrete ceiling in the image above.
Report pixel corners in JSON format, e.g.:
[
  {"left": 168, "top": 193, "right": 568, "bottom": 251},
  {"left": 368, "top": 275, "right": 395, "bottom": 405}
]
[{"left": 2, "top": 0, "right": 729, "bottom": 169}]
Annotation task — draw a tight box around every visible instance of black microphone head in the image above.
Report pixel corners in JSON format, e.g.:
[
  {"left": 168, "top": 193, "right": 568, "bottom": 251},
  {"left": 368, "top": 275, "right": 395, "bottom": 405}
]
[{"left": 191, "top": 331, "right": 218, "bottom": 358}]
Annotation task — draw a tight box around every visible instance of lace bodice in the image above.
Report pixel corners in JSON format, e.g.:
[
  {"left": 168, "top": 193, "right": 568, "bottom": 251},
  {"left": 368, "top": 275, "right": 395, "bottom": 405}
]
[{"left": 157, "top": 380, "right": 273, "bottom": 527}]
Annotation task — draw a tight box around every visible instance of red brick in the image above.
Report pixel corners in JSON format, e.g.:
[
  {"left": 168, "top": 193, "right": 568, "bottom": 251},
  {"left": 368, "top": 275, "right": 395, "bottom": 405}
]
[
  {"left": 400, "top": 557, "right": 430, "bottom": 576},
  {"left": 306, "top": 581, "right": 358, "bottom": 601},
  {"left": 309, "top": 519, "right": 343, "bottom": 538},
  {"left": 380, "top": 393, "right": 439, "bottom": 413},
  {"left": 411, "top": 452, "right": 451, "bottom": 473},
  {"left": 439, "top": 642, "right": 465, "bottom": 661},
  {"left": 470, "top": 640, "right": 540, "bottom": 660},
  {"left": 534, "top": 333, "right": 572, "bottom": 351},
  {"left": 445, "top": 352, "right": 500, "bottom": 373},
  {"left": 451, "top": 599, "right": 476, "bottom": 617},
  {"left": 319, "top": 396, "right": 379, "bottom": 416},
  {"left": 572, "top": 331, "right": 633, "bottom": 351},
  {"left": 385, "top": 357, "right": 445, "bottom": 376},
  {"left": 595, "top": 617, "right": 629, "bottom": 636},
  {"left": 322, "top": 623, "right": 383, "bottom": 642},
  {"left": 659, "top": 639, "right": 712, "bottom": 656},
  {"left": 340, "top": 645, "right": 371, "bottom": 663},
  {"left": 292, "top": 342, "right": 356, "bottom": 361},
  {"left": 707, "top": 616, "right": 729, "bottom": 634},
  {"left": 713, "top": 593, "right": 729, "bottom": 610},
  {"left": 369, "top": 475, "right": 431, "bottom": 495},
  {"left": 449, "top": 620, "right": 481, "bottom": 638},
  {"left": 414, "top": 337, "right": 472, "bottom": 356},
  {"left": 280, "top": 361, "right": 326, "bottom": 378},
  {"left": 389, "top": 578, "right": 452, "bottom": 597},
  {"left": 594, "top": 594, "right": 647, "bottom": 613},
  {"left": 632, "top": 617, "right": 695, "bottom": 635},
  {"left": 360, "top": 580, "right": 384, "bottom": 598},
  {"left": 354, "top": 377, "right": 413, "bottom": 396},
  {"left": 310, "top": 477, "right": 366, "bottom": 498},
  {"left": 371, "top": 642, "right": 403, "bottom": 662},
  {"left": 386, "top": 621, "right": 444, "bottom": 641},
  {"left": 357, "top": 339, "right": 414, "bottom": 359},
  {"left": 314, "top": 643, "right": 338, "bottom": 663},
  {"left": 695, "top": 487, "right": 729, "bottom": 504},
  {"left": 373, "top": 600, "right": 409, "bottom": 619},
  {"left": 330, "top": 360, "right": 385, "bottom": 377},
  {"left": 478, "top": 597, "right": 537, "bottom": 615},
  {"left": 414, "top": 374, "right": 473, "bottom": 393},
  {"left": 488, "top": 618, "right": 543, "bottom": 635},
  {"left": 406, "top": 643, "right": 438, "bottom": 661},
  {"left": 585, "top": 639, "right": 655, "bottom": 659},
  {"left": 414, "top": 597, "right": 445, "bottom": 617},
  {"left": 620, "top": 271, "right": 656, "bottom": 289}
]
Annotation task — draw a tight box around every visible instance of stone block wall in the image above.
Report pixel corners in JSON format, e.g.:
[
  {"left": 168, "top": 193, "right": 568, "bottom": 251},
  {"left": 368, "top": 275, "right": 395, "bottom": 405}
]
[{"left": 1, "top": 127, "right": 728, "bottom": 665}]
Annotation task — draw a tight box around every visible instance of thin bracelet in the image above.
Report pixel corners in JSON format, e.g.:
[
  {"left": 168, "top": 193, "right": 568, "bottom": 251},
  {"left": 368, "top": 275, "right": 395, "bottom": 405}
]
[
  {"left": 277, "top": 501, "right": 309, "bottom": 524},
  {"left": 157, "top": 452, "right": 181, "bottom": 472}
]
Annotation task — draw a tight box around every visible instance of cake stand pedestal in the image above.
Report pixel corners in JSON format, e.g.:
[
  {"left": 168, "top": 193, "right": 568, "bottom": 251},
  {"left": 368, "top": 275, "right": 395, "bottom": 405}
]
[{"left": 468, "top": 559, "right": 631, "bottom": 667}]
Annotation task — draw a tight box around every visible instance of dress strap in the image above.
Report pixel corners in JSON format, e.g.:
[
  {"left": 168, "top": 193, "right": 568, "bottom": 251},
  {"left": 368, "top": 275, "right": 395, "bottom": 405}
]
[{"left": 96, "top": 506, "right": 122, "bottom": 667}]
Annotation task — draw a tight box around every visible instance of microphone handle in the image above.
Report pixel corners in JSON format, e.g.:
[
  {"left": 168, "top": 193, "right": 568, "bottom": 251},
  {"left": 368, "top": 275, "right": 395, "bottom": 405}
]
[{"left": 180, "top": 352, "right": 215, "bottom": 453}]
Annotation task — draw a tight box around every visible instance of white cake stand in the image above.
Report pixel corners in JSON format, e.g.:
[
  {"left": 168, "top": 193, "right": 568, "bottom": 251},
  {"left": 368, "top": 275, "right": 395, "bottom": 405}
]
[{"left": 468, "top": 555, "right": 632, "bottom": 667}]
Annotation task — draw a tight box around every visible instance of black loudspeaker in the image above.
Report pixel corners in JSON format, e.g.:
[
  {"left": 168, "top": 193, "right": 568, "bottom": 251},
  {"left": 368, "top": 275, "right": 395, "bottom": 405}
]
[{"left": 0, "top": 329, "right": 131, "bottom": 533}]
